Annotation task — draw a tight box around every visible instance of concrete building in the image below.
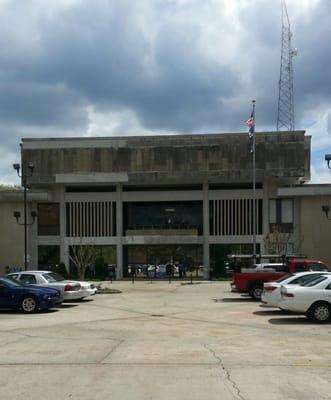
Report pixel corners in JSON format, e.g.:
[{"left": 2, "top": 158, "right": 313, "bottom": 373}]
[{"left": 3, "top": 130, "right": 330, "bottom": 278}]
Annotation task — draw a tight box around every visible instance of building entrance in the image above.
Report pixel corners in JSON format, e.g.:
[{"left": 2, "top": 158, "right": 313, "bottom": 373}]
[{"left": 123, "top": 245, "right": 203, "bottom": 279}]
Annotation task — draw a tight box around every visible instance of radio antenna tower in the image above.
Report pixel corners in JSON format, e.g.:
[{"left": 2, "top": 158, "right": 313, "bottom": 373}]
[{"left": 277, "top": 0, "right": 298, "bottom": 131}]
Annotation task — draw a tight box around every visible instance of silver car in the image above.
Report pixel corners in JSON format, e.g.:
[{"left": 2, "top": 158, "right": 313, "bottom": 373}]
[{"left": 7, "top": 271, "right": 97, "bottom": 301}]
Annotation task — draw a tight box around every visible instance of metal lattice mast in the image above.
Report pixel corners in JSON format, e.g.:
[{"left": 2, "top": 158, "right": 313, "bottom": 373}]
[{"left": 277, "top": 0, "right": 297, "bottom": 131}]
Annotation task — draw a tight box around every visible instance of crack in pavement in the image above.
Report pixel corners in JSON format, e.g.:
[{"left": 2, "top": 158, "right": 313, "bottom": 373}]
[
  {"left": 99, "top": 339, "right": 126, "bottom": 363},
  {"left": 0, "top": 335, "right": 28, "bottom": 349},
  {"left": 204, "top": 343, "right": 246, "bottom": 400}
]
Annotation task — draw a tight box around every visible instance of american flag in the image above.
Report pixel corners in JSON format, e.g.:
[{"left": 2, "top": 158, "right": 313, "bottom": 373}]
[
  {"left": 246, "top": 113, "right": 255, "bottom": 139},
  {"left": 246, "top": 101, "right": 255, "bottom": 153}
]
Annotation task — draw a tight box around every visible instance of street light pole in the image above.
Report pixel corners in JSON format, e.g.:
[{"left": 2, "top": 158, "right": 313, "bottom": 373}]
[{"left": 13, "top": 162, "right": 37, "bottom": 271}]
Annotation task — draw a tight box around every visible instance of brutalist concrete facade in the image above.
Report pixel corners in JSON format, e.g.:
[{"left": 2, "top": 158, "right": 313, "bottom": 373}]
[
  {"left": 22, "top": 131, "right": 310, "bottom": 185},
  {"left": 18, "top": 131, "right": 310, "bottom": 278}
]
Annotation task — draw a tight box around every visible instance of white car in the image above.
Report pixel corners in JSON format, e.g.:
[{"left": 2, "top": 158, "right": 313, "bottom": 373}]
[
  {"left": 279, "top": 275, "right": 331, "bottom": 323},
  {"left": 7, "top": 271, "right": 97, "bottom": 301},
  {"left": 261, "top": 271, "right": 330, "bottom": 308}
]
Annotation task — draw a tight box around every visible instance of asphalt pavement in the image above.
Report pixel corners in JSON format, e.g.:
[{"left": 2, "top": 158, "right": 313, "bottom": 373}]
[{"left": 0, "top": 281, "right": 330, "bottom": 400}]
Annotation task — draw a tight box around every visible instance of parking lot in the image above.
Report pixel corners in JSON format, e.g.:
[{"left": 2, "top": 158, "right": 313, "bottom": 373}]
[{"left": 0, "top": 281, "right": 330, "bottom": 400}]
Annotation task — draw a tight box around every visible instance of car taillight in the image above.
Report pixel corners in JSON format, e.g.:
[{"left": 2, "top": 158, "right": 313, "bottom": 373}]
[
  {"left": 265, "top": 286, "right": 277, "bottom": 292},
  {"left": 64, "top": 283, "right": 73, "bottom": 291}
]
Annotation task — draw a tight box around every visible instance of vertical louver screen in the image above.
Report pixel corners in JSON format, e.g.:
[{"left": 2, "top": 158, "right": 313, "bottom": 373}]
[
  {"left": 66, "top": 202, "right": 116, "bottom": 237},
  {"left": 210, "top": 199, "right": 262, "bottom": 236}
]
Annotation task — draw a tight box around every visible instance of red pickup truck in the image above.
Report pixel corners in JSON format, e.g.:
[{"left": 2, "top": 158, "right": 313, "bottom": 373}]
[{"left": 230, "top": 258, "right": 330, "bottom": 300}]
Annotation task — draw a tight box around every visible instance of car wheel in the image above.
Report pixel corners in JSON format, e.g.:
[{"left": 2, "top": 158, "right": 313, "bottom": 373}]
[
  {"left": 20, "top": 296, "right": 38, "bottom": 313},
  {"left": 308, "top": 302, "right": 331, "bottom": 323},
  {"left": 249, "top": 285, "right": 263, "bottom": 300}
]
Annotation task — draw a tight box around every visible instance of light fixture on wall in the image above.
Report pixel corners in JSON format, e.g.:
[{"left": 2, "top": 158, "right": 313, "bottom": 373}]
[
  {"left": 325, "top": 154, "right": 331, "bottom": 169},
  {"left": 322, "top": 205, "right": 331, "bottom": 220}
]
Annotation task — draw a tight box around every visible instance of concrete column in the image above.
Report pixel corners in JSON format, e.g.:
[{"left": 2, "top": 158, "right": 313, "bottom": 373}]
[
  {"left": 116, "top": 183, "right": 123, "bottom": 279},
  {"left": 29, "top": 201, "right": 38, "bottom": 269},
  {"left": 203, "top": 182, "right": 210, "bottom": 279},
  {"left": 261, "top": 181, "right": 270, "bottom": 254},
  {"left": 59, "top": 185, "right": 69, "bottom": 270},
  {"left": 293, "top": 197, "right": 301, "bottom": 254}
]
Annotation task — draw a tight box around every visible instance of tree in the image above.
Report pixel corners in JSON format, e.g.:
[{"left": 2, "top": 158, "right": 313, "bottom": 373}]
[
  {"left": 264, "top": 225, "right": 303, "bottom": 255},
  {"left": 68, "top": 244, "right": 96, "bottom": 280},
  {"left": 0, "top": 184, "right": 21, "bottom": 192}
]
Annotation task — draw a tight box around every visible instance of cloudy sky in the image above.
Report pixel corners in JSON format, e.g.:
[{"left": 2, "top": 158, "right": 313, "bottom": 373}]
[{"left": 0, "top": 0, "right": 330, "bottom": 185}]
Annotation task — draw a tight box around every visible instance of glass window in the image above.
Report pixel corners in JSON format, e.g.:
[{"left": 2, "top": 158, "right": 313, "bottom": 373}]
[
  {"left": 19, "top": 274, "right": 37, "bottom": 284},
  {"left": 38, "top": 246, "right": 60, "bottom": 270},
  {"left": 301, "top": 276, "right": 328, "bottom": 287},
  {"left": 290, "top": 274, "right": 322, "bottom": 285},
  {"left": 124, "top": 244, "right": 203, "bottom": 278},
  {"left": 42, "top": 272, "right": 65, "bottom": 282},
  {"left": 269, "top": 200, "right": 277, "bottom": 224},
  {"left": 38, "top": 203, "right": 60, "bottom": 236},
  {"left": 276, "top": 274, "right": 293, "bottom": 283},
  {"left": 282, "top": 200, "right": 293, "bottom": 223},
  {"left": 124, "top": 201, "right": 203, "bottom": 235},
  {"left": 68, "top": 245, "right": 116, "bottom": 279},
  {"left": 309, "top": 263, "right": 328, "bottom": 271},
  {"left": 0, "top": 277, "right": 23, "bottom": 287},
  {"left": 294, "top": 264, "right": 306, "bottom": 273},
  {"left": 269, "top": 199, "right": 293, "bottom": 224}
]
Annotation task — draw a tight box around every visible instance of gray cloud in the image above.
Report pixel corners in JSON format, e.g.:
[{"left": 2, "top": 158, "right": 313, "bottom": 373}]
[{"left": 0, "top": 0, "right": 330, "bottom": 182}]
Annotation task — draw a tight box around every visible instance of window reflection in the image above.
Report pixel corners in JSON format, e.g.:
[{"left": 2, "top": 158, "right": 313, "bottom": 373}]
[
  {"left": 123, "top": 201, "right": 203, "bottom": 235},
  {"left": 38, "top": 203, "right": 60, "bottom": 236}
]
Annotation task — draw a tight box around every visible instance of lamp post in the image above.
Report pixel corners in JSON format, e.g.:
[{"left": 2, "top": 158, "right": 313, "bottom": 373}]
[
  {"left": 325, "top": 154, "right": 331, "bottom": 169},
  {"left": 322, "top": 155, "right": 331, "bottom": 220},
  {"left": 322, "top": 205, "right": 331, "bottom": 220},
  {"left": 13, "top": 162, "right": 37, "bottom": 271}
]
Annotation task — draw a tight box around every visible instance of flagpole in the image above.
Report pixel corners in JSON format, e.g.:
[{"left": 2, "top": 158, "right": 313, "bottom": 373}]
[{"left": 252, "top": 100, "right": 256, "bottom": 262}]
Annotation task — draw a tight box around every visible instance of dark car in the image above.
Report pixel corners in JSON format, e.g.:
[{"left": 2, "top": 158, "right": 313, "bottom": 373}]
[{"left": 0, "top": 276, "right": 62, "bottom": 313}]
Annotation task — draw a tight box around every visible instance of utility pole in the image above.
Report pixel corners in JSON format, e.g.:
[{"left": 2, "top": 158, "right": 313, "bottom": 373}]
[{"left": 277, "top": 0, "right": 298, "bottom": 131}]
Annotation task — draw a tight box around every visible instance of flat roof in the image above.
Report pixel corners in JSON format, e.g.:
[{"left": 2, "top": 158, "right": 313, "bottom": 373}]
[{"left": 21, "top": 130, "right": 308, "bottom": 149}]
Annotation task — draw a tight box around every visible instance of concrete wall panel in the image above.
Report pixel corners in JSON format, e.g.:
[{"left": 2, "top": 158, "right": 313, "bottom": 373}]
[{"left": 21, "top": 132, "right": 309, "bottom": 186}]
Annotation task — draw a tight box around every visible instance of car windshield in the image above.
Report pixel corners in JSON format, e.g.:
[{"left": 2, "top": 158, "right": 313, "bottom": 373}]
[
  {"left": 276, "top": 274, "right": 292, "bottom": 283},
  {"left": 300, "top": 275, "right": 328, "bottom": 287},
  {"left": 42, "top": 272, "right": 65, "bottom": 282},
  {"left": 1, "top": 276, "right": 24, "bottom": 287}
]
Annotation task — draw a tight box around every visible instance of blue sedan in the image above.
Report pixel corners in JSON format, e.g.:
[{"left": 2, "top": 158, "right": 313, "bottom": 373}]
[{"left": 0, "top": 276, "right": 62, "bottom": 313}]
